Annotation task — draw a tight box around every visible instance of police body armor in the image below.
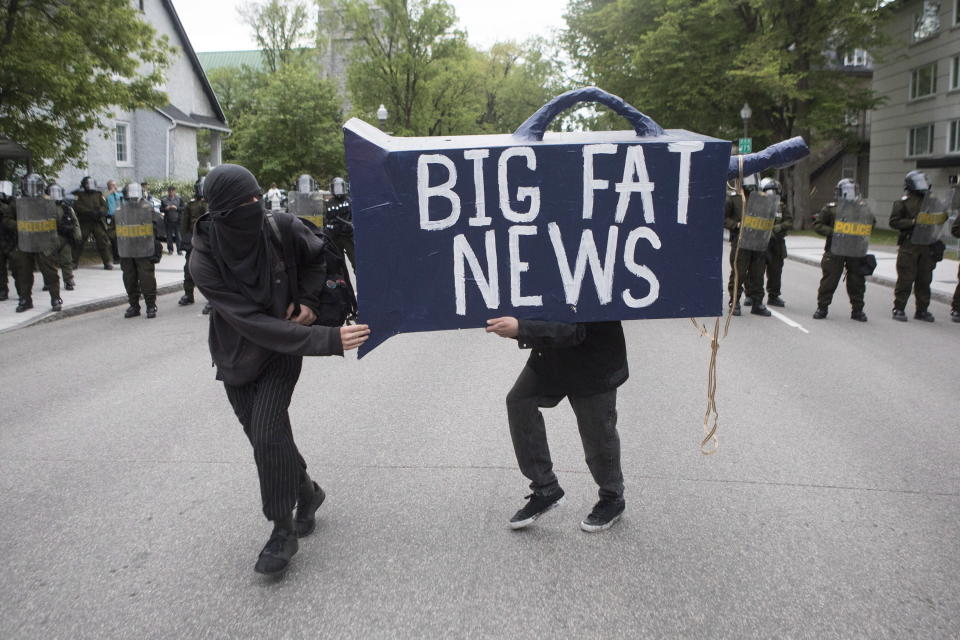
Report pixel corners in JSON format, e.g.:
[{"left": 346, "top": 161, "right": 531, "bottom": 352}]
[
  {"left": 116, "top": 199, "right": 156, "bottom": 258},
  {"left": 737, "top": 191, "right": 778, "bottom": 252},
  {"left": 16, "top": 197, "right": 59, "bottom": 253},
  {"left": 287, "top": 191, "right": 326, "bottom": 228},
  {"left": 326, "top": 199, "right": 353, "bottom": 237},
  {"left": 909, "top": 192, "right": 948, "bottom": 246},
  {"left": 831, "top": 199, "right": 874, "bottom": 258}
]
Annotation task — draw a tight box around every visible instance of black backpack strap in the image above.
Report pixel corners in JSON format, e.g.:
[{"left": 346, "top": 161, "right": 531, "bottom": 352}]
[{"left": 265, "top": 211, "right": 299, "bottom": 303}]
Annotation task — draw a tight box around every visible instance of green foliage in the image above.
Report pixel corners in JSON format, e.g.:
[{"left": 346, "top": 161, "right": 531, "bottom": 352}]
[
  {"left": 227, "top": 62, "right": 345, "bottom": 187},
  {"left": 240, "top": 0, "right": 315, "bottom": 73},
  {"left": 0, "top": 0, "right": 174, "bottom": 175}
]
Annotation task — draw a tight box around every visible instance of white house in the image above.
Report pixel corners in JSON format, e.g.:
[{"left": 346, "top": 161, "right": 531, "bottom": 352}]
[{"left": 56, "top": 0, "right": 230, "bottom": 192}]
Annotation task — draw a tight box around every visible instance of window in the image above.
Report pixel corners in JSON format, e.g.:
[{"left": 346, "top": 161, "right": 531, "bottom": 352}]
[
  {"left": 843, "top": 49, "right": 868, "bottom": 67},
  {"left": 951, "top": 55, "right": 960, "bottom": 91},
  {"left": 910, "top": 62, "right": 938, "bottom": 99},
  {"left": 913, "top": 1, "right": 941, "bottom": 41},
  {"left": 955, "top": 0, "right": 959, "bottom": 26},
  {"left": 115, "top": 123, "right": 131, "bottom": 165},
  {"left": 908, "top": 124, "right": 935, "bottom": 156},
  {"left": 949, "top": 120, "right": 960, "bottom": 154}
]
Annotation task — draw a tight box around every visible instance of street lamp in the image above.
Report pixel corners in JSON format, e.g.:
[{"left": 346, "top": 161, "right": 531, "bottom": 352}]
[
  {"left": 377, "top": 104, "right": 388, "bottom": 129},
  {"left": 740, "top": 102, "right": 752, "bottom": 141}
]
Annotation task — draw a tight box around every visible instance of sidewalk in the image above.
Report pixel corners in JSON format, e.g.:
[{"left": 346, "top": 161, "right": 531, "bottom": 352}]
[
  {"left": 0, "top": 252, "right": 189, "bottom": 333},
  {"left": 784, "top": 235, "right": 958, "bottom": 305}
]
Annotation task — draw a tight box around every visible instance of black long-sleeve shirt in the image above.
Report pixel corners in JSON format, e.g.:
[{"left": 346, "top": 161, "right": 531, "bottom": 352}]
[{"left": 190, "top": 211, "right": 342, "bottom": 385}]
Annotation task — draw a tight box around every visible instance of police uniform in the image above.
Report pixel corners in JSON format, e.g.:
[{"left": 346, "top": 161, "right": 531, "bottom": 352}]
[
  {"left": 812, "top": 202, "right": 874, "bottom": 320},
  {"left": 53, "top": 201, "right": 81, "bottom": 289},
  {"left": 764, "top": 199, "right": 793, "bottom": 304},
  {"left": 118, "top": 192, "right": 161, "bottom": 319},
  {"left": 889, "top": 192, "right": 937, "bottom": 319},
  {"left": 0, "top": 196, "right": 15, "bottom": 301},
  {"left": 723, "top": 192, "right": 767, "bottom": 313},
  {"left": 72, "top": 184, "right": 113, "bottom": 269},
  {"left": 9, "top": 199, "right": 62, "bottom": 312},
  {"left": 178, "top": 197, "right": 207, "bottom": 305}
]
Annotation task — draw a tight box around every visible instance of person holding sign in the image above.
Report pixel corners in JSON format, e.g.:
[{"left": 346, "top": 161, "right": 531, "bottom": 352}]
[
  {"left": 486, "top": 316, "right": 628, "bottom": 533},
  {"left": 889, "top": 171, "right": 940, "bottom": 322},
  {"left": 189, "top": 164, "right": 370, "bottom": 576},
  {"left": 812, "top": 179, "right": 874, "bottom": 321}
]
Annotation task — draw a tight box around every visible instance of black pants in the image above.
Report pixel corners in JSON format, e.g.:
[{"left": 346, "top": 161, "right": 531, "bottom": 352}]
[
  {"left": 506, "top": 366, "right": 623, "bottom": 501},
  {"left": 817, "top": 252, "right": 865, "bottom": 311},
  {"left": 893, "top": 243, "right": 936, "bottom": 312},
  {"left": 120, "top": 257, "right": 157, "bottom": 306},
  {"left": 182, "top": 249, "right": 194, "bottom": 296},
  {"left": 728, "top": 238, "right": 766, "bottom": 303},
  {"left": 953, "top": 263, "right": 959, "bottom": 313},
  {"left": 224, "top": 354, "right": 308, "bottom": 522},
  {"left": 164, "top": 221, "right": 181, "bottom": 253},
  {"left": 766, "top": 237, "right": 787, "bottom": 298}
]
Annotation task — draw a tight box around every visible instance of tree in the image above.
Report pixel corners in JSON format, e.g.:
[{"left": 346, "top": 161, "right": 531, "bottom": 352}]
[
  {"left": 563, "top": 0, "right": 888, "bottom": 224},
  {"left": 228, "top": 61, "right": 345, "bottom": 187},
  {"left": 240, "top": 0, "right": 314, "bottom": 73},
  {"left": 0, "top": 0, "right": 173, "bottom": 175}
]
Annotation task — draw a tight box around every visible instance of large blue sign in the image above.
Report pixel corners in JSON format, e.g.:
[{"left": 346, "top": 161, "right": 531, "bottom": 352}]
[{"left": 345, "top": 88, "right": 807, "bottom": 356}]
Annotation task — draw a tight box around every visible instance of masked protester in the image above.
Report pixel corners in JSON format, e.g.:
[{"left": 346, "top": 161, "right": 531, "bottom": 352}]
[
  {"left": 11, "top": 174, "right": 62, "bottom": 312},
  {"left": 178, "top": 178, "right": 208, "bottom": 307},
  {"left": 46, "top": 184, "right": 81, "bottom": 291},
  {"left": 325, "top": 177, "right": 355, "bottom": 268},
  {"left": 117, "top": 183, "right": 161, "bottom": 319},
  {"left": 0, "top": 180, "right": 16, "bottom": 301},
  {"left": 189, "top": 163, "right": 370, "bottom": 576},
  {"left": 812, "top": 179, "right": 875, "bottom": 321},
  {"left": 758, "top": 177, "right": 792, "bottom": 307},
  {"left": 890, "top": 171, "right": 938, "bottom": 322},
  {"left": 71, "top": 176, "right": 113, "bottom": 270}
]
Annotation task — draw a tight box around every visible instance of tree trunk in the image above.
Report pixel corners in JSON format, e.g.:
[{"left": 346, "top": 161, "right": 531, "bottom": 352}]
[{"left": 784, "top": 155, "right": 812, "bottom": 230}]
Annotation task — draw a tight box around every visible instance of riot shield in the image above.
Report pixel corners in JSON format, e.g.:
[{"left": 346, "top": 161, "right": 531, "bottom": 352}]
[
  {"left": 738, "top": 192, "right": 778, "bottom": 252},
  {"left": 831, "top": 199, "right": 874, "bottom": 258},
  {"left": 909, "top": 192, "right": 948, "bottom": 246},
  {"left": 288, "top": 191, "right": 326, "bottom": 228},
  {"left": 116, "top": 200, "right": 156, "bottom": 258},
  {"left": 16, "top": 197, "right": 58, "bottom": 253}
]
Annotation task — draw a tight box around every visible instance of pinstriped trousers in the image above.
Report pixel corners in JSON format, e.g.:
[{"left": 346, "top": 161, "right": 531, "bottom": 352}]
[{"left": 224, "top": 354, "right": 308, "bottom": 522}]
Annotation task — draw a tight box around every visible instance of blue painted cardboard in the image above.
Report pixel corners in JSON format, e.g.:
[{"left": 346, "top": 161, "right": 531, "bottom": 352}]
[{"left": 344, "top": 88, "right": 808, "bottom": 357}]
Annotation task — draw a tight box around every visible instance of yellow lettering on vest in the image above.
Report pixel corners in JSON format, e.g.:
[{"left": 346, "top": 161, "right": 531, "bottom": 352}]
[
  {"left": 916, "top": 212, "right": 947, "bottom": 226},
  {"left": 834, "top": 221, "right": 872, "bottom": 237},
  {"left": 742, "top": 216, "right": 774, "bottom": 232},
  {"left": 16, "top": 219, "right": 57, "bottom": 233},
  {"left": 116, "top": 224, "right": 154, "bottom": 238}
]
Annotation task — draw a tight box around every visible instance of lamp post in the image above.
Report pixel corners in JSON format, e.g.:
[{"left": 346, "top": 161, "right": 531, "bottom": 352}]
[
  {"left": 377, "top": 104, "right": 388, "bottom": 130},
  {"left": 740, "top": 102, "right": 752, "bottom": 142}
]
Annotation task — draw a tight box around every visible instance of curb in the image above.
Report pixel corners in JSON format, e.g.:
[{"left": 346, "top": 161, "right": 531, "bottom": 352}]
[
  {"left": 2, "top": 281, "right": 185, "bottom": 333},
  {"left": 785, "top": 254, "right": 954, "bottom": 306}
]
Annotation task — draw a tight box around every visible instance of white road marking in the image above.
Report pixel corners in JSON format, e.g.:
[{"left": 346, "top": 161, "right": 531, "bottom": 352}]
[{"left": 769, "top": 309, "right": 810, "bottom": 334}]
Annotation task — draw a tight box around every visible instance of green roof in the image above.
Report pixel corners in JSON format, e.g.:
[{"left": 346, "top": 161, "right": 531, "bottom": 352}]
[{"left": 197, "top": 50, "right": 266, "bottom": 71}]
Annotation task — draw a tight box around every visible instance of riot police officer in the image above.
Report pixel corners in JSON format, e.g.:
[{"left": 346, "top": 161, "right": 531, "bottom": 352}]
[
  {"left": 178, "top": 178, "right": 208, "bottom": 307},
  {"left": 11, "top": 174, "right": 62, "bottom": 312},
  {"left": 46, "top": 183, "right": 81, "bottom": 291},
  {"left": 326, "top": 176, "right": 355, "bottom": 268},
  {"left": 812, "top": 179, "right": 875, "bottom": 321},
  {"left": 118, "top": 182, "right": 160, "bottom": 319},
  {"left": 71, "top": 176, "right": 114, "bottom": 270},
  {"left": 0, "top": 180, "right": 15, "bottom": 301},
  {"left": 723, "top": 185, "right": 771, "bottom": 316},
  {"left": 951, "top": 209, "right": 959, "bottom": 323},
  {"left": 890, "top": 171, "right": 938, "bottom": 322},
  {"left": 759, "top": 177, "right": 792, "bottom": 307}
]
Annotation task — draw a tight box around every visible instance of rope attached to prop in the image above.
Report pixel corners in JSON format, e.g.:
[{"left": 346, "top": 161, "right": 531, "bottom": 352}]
[{"left": 689, "top": 156, "right": 748, "bottom": 455}]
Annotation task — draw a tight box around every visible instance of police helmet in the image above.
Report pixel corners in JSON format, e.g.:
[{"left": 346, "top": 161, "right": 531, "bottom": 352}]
[
  {"left": 331, "top": 177, "right": 348, "bottom": 197},
  {"left": 81, "top": 176, "right": 95, "bottom": 191},
  {"left": 123, "top": 182, "right": 143, "bottom": 200},
  {"left": 904, "top": 170, "right": 929, "bottom": 193},
  {"left": 835, "top": 178, "right": 858, "bottom": 201},
  {"left": 47, "top": 183, "right": 65, "bottom": 202},
  {"left": 759, "top": 177, "right": 782, "bottom": 195},
  {"left": 21, "top": 173, "right": 45, "bottom": 198},
  {"left": 297, "top": 174, "right": 316, "bottom": 194},
  {"left": 0, "top": 180, "right": 13, "bottom": 198},
  {"left": 194, "top": 177, "right": 205, "bottom": 199}
]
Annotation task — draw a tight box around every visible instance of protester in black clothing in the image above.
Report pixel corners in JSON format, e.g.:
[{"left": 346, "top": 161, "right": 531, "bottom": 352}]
[
  {"left": 486, "top": 316, "right": 628, "bottom": 532},
  {"left": 160, "top": 186, "right": 184, "bottom": 255},
  {"left": 189, "top": 164, "right": 370, "bottom": 576}
]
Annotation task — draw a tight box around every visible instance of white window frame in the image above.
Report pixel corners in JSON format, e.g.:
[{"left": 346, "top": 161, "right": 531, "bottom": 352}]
[
  {"left": 913, "top": 1, "right": 942, "bottom": 42},
  {"left": 948, "top": 119, "right": 960, "bottom": 154},
  {"left": 907, "top": 124, "right": 935, "bottom": 157},
  {"left": 950, "top": 55, "right": 960, "bottom": 91},
  {"left": 115, "top": 122, "right": 132, "bottom": 167},
  {"left": 910, "top": 62, "right": 938, "bottom": 100}
]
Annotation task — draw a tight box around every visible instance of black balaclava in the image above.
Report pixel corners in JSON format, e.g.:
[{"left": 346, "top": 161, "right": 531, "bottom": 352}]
[{"left": 205, "top": 164, "right": 273, "bottom": 307}]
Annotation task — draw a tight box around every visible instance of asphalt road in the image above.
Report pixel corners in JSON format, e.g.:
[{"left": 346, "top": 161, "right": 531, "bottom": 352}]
[{"left": 0, "top": 255, "right": 957, "bottom": 639}]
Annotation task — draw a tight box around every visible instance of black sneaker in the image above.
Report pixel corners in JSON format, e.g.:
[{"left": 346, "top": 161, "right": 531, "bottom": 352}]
[
  {"left": 813, "top": 307, "right": 828, "bottom": 320},
  {"left": 914, "top": 310, "right": 934, "bottom": 323},
  {"left": 64, "top": 280, "right": 75, "bottom": 291},
  {"left": 51, "top": 297, "right": 62, "bottom": 312},
  {"left": 254, "top": 527, "right": 299, "bottom": 576},
  {"left": 178, "top": 295, "right": 194, "bottom": 306},
  {"left": 295, "top": 482, "right": 326, "bottom": 537},
  {"left": 15, "top": 298, "right": 33, "bottom": 313},
  {"left": 951, "top": 310, "right": 960, "bottom": 323},
  {"left": 509, "top": 489, "right": 565, "bottom": 530},
  {"left": 580, "top": 498, "right": 625, "bottom": 533},
  {"left": 750, "top": 301, "right": 772, "bottom": 317},
  {"left": 124, "top": 305, "right": 141, "bottom": 318},
  {"left": 850, "top": 310, "right": 868, "bottom": 322},
  {"left": 146, "top": 305, "right": 157, "bottom": 319},
  {"left": 767, "top": 295, "right": 785, "bottom": 307},
  {"left": 892, "top": 308, "right": 907, "bottom": 322}
]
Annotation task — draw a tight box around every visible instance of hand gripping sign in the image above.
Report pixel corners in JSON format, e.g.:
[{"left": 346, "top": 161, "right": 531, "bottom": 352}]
[
  {"left": 116, "top": 200, "right": 156, "bottom": 259},
  {"left": 910, "top": 192, "right": 949, "bottom": 246},
  {"left": 344, "top": 87, "right": 809, "bottom": 357},
  {"left": 16, "top": 197, "right": 59, "bottom": 253},
  {"left": 831, "top": 199, "right": 874, "bottom": 258}
]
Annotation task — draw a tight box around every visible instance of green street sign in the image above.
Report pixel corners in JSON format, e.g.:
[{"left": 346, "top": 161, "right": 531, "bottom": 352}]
[{"left": 739, "top": 138, "right": 753, "bottom": 154}]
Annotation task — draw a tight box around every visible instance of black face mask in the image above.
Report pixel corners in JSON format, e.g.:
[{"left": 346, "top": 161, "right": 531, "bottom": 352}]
[{"left": 208, "top": 199, "right": 274, "bottom": 307}]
